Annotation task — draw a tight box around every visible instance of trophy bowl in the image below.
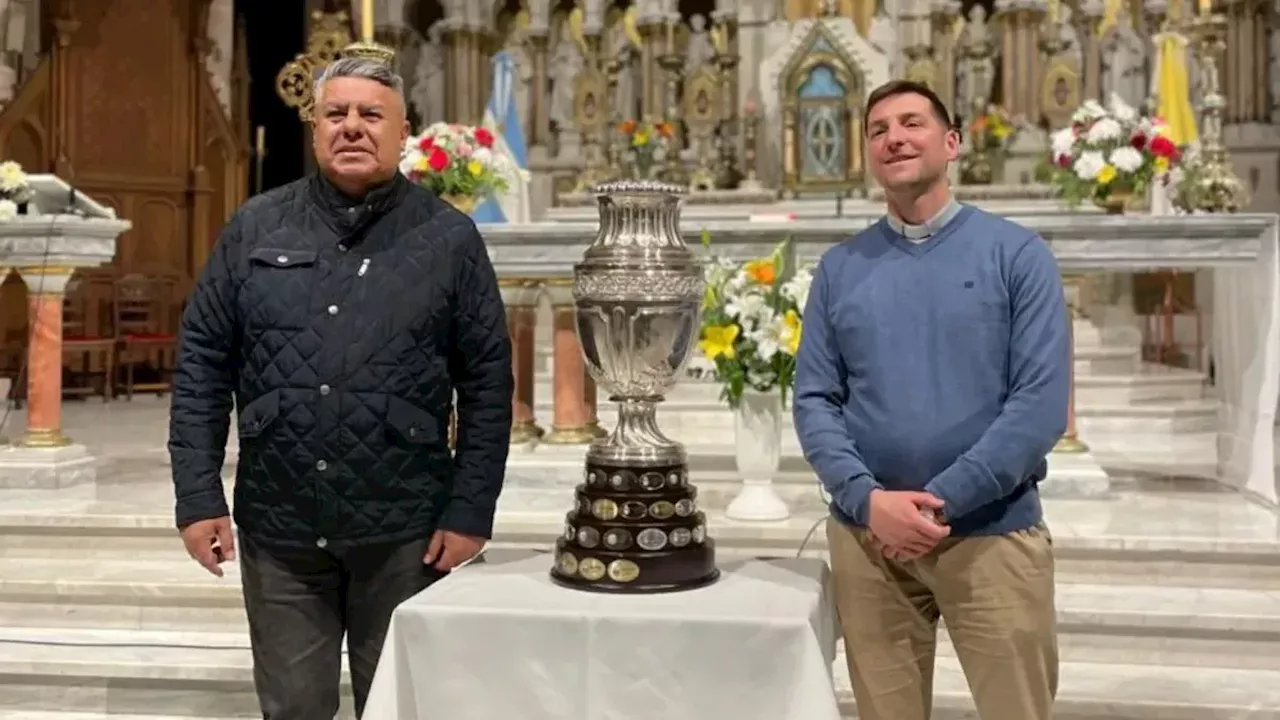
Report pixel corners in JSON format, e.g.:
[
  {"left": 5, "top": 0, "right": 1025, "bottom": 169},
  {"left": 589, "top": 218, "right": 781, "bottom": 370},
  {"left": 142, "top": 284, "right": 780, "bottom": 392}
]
[{"left": 549, "top": 180, "right": 719, "bottom": 594}]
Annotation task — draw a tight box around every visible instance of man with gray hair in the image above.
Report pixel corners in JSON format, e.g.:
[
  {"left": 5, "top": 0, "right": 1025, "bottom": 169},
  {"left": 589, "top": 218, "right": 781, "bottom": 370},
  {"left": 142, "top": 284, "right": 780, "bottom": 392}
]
[{"left": 168, "top": 55, "right": 513, "bottom": 718}]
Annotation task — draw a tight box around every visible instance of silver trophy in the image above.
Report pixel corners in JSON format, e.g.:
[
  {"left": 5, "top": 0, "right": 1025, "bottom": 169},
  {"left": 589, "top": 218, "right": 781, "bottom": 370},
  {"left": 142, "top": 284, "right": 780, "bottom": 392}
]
[{"left": 550, "top": 180, "right": 719, "bottom": 593}]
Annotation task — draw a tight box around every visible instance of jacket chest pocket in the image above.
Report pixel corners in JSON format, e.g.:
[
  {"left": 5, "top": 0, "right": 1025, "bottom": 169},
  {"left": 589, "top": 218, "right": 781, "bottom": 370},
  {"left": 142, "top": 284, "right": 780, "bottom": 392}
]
[{"left": 245, "top": 248, "right": 318, "bottom": 331}]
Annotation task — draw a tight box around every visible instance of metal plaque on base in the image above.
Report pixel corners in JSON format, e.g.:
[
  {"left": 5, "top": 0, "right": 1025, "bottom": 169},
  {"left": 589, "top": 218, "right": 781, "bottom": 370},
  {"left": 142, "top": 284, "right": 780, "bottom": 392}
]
[{"left": 550, "top": 180, "right": 719, "bottom": 594}]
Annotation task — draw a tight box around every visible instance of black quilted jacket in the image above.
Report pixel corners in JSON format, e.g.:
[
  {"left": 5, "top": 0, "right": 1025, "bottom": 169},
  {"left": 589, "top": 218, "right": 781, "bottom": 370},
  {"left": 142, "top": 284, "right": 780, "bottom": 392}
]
[{"left": 168, "top": 172, "right": 513, "bottom": 549}]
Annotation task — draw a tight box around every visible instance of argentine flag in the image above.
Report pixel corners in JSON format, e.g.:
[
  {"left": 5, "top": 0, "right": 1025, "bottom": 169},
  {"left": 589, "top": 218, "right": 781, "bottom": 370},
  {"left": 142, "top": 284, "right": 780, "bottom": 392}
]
[{"left": 472, "top": 50, "right": 531, "bottom": 224}]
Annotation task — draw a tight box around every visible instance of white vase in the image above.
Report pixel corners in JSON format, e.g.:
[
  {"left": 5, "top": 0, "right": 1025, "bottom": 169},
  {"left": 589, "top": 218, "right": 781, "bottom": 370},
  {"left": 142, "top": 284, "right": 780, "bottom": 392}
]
[{"left": 725, "top": 390, "right": 791, "bottom": 521}]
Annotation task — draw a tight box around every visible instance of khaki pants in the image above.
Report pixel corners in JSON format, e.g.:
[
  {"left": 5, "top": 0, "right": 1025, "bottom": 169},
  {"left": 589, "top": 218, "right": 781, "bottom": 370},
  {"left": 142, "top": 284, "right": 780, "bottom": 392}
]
[{"left": 827, "top": 517, "right": 1058, "bottom": 720}]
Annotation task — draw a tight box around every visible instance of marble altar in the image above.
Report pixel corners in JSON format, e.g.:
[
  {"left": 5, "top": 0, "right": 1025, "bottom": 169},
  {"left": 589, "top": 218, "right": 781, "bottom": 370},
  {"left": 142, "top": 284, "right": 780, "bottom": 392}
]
[
  {"left": 480, "top": 212, "right": 1280, "bottom": 506},
  {"left": 0, "top": 174, "right": 130, "bottom": 489}
]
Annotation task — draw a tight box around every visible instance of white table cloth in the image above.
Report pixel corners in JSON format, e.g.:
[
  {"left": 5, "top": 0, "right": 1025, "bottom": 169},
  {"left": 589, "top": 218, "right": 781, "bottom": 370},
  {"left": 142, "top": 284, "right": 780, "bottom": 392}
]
[{"left": 362, "top": 551, "right": 841, "bottom": 720}]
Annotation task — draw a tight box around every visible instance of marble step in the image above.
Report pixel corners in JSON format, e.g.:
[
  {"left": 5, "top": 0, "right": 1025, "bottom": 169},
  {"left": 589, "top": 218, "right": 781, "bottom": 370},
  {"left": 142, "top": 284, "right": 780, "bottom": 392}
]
[
  {"left": 0, "top": 715, "right": 252, "bottom": 720},
  {"left": 0, "top": 556, "right": 1275, "bottom": 670},
  {"left": 0, "top": 627, "right": 354, "bottom": 719},
  {"left": 0, "top": 627, "right": 1274, "bottom": 720},
  {"left": 3, "top": 503, "right": 1272, "bottom": 590},
  {"left": 835, "top": 656, "right": 1280, "bottom": 720}
]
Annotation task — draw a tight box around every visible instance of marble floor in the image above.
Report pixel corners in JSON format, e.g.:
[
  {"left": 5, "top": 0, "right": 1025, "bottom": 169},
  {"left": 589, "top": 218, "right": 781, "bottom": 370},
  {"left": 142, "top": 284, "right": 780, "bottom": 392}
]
[{"left": 0, "top": 397, "right": 1277, "bottom": 718}]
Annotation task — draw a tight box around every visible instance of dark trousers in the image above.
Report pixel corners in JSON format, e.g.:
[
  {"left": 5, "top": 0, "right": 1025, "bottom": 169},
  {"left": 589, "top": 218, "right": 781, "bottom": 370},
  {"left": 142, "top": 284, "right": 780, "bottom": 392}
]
[{"left": 239, "top": 531, "right": 443, "bottom": 719}]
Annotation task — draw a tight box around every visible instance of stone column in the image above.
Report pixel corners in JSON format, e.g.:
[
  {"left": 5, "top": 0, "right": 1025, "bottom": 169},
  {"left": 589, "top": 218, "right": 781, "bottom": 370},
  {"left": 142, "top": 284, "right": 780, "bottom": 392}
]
[
  {"left": 542, "top": 278, "right": 594, "bottom": 444},
  {"left": 501, "top": 278, "right": 545, "bottom": 444},
  {"left": 584, "top": 373, "right": 607, "bottom": 437},
  {"left": 17, "top": 267, "right": 75, "bottom": 447},
  {"left": 1055, "top": 276, "right": 1087, "bottom": 453}
]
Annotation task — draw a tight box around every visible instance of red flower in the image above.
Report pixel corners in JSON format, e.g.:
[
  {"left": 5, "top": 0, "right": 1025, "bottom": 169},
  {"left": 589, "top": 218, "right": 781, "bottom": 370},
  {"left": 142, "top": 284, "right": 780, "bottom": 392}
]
[
  {"left": 1130, "top": 132, "right": 1147, "bottom": 149},
  {"left": 428, "top": 147, "right": 449, "bottom": 172},
  {"left": 1150, "top": 135, "right": 1177, "bottom": 158},
  {"left": 474, "top": 128, "right": 494, "bottom": 148},
  {"left": 418, "top": 136, "right": 435, "bottom": 152},
  {"left": 1056, "top": 153, "right": 1072, "bottom": 169}
]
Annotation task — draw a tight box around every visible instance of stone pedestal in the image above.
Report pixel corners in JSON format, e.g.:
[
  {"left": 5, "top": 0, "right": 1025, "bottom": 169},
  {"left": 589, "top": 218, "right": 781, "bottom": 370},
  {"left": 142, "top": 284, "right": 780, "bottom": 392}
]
[{"left": 0, "top": 174, "right": 129, "bottom": 489}]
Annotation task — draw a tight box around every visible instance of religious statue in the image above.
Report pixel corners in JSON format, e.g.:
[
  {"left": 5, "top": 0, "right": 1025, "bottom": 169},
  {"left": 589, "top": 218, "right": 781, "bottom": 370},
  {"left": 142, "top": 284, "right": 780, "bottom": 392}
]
[
  {"left": 605, "top": 9, "right": 640, "bottom": 122},
  {"left": 501, "top": 14, "right": 535, "bottom": 137},
  {"left": 411, "top": 24, "right": 446, "bottom": 127},
  {"left": 1101, "top": 15, "right": 1148, "bottom": 110},
  {"left": 685, "top": 15, "right": 715, "bottom": 70},
  {"left": 1272, "top": 16, "right": 1280, "bottom": 122},
  {"left": 957, "top": 6, "right": 996, "bottom": 114}
]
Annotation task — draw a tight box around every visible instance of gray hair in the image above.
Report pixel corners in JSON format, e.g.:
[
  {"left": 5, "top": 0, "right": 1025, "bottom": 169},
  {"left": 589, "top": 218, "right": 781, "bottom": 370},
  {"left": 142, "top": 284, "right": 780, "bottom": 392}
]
[{"left": 314, "top": 56, "right": 406, "bottom": 108}]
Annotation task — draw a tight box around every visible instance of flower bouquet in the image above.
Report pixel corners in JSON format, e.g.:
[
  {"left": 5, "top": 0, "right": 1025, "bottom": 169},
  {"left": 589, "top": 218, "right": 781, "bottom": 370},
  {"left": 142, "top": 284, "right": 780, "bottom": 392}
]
[
  {"left": 1041, "top": 95, "right": 1181, "bottom": 213},
  {"left": 399, "top": 123, "right": 517, "bottom": 213},
  {"left": 691, "top": 233, "right": 811, "bottom": 409},
  {"left": 960, "top": 104, "right": 1021, "bottom": 185},
  {"left": 0, "top": 160, "right": 31, "bottom": 221},
  {"left": 617, "top": 119, "right": 674, "bottom": 180}
]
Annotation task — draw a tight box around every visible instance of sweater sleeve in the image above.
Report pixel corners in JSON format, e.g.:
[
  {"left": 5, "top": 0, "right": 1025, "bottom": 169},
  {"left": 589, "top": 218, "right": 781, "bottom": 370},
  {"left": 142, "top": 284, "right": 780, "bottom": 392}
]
[
  {"left": 924, "top": 235, "right": 1070, "bottom": 520},
  {"left": 792, "top": 255, "right": 882, "bottom": 524}
]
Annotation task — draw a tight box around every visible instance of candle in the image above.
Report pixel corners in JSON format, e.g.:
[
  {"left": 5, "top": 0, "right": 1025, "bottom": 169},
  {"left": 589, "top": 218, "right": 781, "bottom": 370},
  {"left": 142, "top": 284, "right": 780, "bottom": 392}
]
[
  {"left": 361, "top": 0, "right": 373, "bottom": 42},
  {"left": 1197, "top": 0, "right": 1211, "bottom": 14},
  {"left": 255, "top": 126, "right": 265, "bottom": 155}
]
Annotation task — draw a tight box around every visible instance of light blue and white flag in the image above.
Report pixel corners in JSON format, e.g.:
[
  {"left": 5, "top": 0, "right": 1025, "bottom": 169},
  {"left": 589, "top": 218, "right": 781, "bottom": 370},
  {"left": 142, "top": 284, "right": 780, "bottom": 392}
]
[{"left": 473, "top": 50, "right": 531, "bottom": 224}]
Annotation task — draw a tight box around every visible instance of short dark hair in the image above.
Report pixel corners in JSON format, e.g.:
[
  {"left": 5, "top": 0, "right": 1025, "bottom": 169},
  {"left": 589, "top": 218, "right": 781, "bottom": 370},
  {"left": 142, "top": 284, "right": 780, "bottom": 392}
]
[{"left": 863, "top": 80, "right": 953, "bottom": 135}]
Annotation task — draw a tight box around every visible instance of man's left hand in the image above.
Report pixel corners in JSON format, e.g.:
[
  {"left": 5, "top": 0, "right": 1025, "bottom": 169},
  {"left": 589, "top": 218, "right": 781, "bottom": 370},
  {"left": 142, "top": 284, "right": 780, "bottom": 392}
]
[
  {"left": 424, "top": 529, "right": 485, "bottom": 572},
  {"left": 872, "top": 507, "right": 945, "bottom": 561}
]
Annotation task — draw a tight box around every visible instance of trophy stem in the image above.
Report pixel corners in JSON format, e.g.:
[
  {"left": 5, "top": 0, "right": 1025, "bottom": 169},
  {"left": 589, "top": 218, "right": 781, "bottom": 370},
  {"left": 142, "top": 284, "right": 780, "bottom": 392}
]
[{"left": 586, "top": 398, "right": 686, "bottom": 467}]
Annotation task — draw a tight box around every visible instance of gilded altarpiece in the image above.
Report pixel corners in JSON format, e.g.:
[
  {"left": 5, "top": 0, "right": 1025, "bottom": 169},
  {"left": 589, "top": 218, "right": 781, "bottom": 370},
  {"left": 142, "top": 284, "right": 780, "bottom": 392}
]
[
  {"left": 780, "top": 27, "right": 865, "bottom": 196},
  {"left": 0, "top": 0, "right": 248, "bottom": 347}
]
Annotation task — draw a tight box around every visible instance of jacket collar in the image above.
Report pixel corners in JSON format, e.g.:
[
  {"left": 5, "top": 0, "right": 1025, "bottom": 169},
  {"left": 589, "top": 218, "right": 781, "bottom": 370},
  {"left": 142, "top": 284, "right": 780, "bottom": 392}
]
[{"left": 308, "top": 171, "right": 408, "bottom": 241}]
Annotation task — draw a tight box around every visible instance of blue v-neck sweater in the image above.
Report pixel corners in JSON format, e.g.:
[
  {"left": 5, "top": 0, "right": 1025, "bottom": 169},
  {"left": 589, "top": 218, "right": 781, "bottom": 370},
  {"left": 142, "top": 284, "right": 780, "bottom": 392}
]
[{"left": 793, "top": 205, "right": 1070, "bottom": 536}]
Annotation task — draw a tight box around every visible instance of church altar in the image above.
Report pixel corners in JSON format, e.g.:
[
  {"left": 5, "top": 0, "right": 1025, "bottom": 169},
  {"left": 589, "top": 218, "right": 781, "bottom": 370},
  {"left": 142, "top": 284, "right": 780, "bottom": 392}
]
[{"left": 480, "top": 212, "right": 1280, "bottom": 506}]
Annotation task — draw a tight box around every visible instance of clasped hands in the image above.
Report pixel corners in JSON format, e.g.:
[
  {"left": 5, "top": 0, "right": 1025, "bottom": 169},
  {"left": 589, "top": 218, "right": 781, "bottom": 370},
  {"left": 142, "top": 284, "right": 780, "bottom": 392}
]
[{"left": 865, "top": 489, "right": 950, "bottom": 561}]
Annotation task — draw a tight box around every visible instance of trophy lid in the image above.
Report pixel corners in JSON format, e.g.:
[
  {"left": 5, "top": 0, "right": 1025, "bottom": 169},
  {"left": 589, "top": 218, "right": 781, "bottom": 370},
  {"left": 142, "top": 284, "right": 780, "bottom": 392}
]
[{"left": 578, "top": 180, "right": 699, "bottom": 272}]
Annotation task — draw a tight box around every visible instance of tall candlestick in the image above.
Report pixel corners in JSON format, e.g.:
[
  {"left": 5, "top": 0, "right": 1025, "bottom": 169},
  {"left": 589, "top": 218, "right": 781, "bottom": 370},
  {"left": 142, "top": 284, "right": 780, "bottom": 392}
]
[{"left": 361, "top": 0, "right": 374, "bottom": 42}]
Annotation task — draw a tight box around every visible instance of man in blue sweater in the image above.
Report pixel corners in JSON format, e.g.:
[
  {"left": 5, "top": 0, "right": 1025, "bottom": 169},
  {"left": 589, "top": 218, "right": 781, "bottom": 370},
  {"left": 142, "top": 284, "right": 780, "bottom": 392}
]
[{"left": 793, "top": 80, "right": 1069, "bottom": 720}]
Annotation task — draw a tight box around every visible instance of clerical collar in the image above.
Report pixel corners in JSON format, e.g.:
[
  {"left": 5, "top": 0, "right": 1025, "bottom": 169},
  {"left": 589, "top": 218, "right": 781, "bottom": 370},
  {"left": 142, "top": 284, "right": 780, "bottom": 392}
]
[{"left": 885, "top": 197, "right": 963, "bottom": 241}]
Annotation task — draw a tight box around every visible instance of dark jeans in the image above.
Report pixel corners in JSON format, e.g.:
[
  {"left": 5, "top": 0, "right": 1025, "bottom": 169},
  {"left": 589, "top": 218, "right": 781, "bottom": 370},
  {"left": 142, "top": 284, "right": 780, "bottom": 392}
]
[{"left": 239, "top": 531, "right": 443, "bottom": 719}]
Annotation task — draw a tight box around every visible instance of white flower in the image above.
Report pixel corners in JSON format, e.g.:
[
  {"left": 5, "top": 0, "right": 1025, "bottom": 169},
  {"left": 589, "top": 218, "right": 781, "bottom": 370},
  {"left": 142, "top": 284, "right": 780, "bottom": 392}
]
[
  {"left": 1109, "top": 146, "right": 1144, "bottom": 173},
  {"left": 1085, "top": 118, "right": 1123, "bottom": 143},
  {"left": 0, "top": 161, "right": 26, "bottom": 195},
  {"left": 1107, "top": 93, "right": 1137, "bottom": 123},
  {"left": 0, "top": 199, "right": 17, "bottom": 221},
  {"left": 1073, "top": 151, "right": 1106, "bottom": 181},
  {"left": 725, "top": 290, "right": 768, "bottom": 323},
  {"left": 780, "top": 267, "right": 813, "bottom": 310},
  {"left": 747, "top": 318, "right": 781, "bottom": 360},
  {"left": 1050, "top": 127, "right": 1077, "bottom": 158},
  {"left": 1071, "top": 100, "right": 1107, "bottom": 123}
]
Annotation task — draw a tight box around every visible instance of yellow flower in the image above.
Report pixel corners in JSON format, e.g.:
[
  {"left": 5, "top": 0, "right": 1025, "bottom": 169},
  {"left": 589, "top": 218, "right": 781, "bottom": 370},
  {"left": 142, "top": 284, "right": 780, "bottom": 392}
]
[
  {"left": 413, "top": 156, "right": 430, "bottom": 172},
  {"left": 632, "top": 130, "right": 650, "bottom": 147},
  {"left": 698, "top": 324, "right": 739, "bottom": 361},
  {"left": 743, "top": 259, "right": 777, "bottom": 286},
  {"left": 779, "top": 310, "right": 802, "bottom": 355},
  {"left": 1096, "top": 164, "right": 1117, "bottom": 184},
  {"left": 467, "top": 160, "right": 483, "bottom": 176},
  {"left": 991, "top": 122, "right": 1011, "bottom": 139},
  {"left": 1154, "top": 156, "right": 1169, "bottom": 173}
]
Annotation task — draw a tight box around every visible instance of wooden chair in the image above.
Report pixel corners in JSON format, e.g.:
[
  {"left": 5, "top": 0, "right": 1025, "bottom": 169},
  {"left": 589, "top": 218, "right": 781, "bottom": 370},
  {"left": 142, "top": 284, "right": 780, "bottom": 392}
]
[
  {"left": 113, "top": 274, "right": 179, "bottom": 400},
  {"left": 62, "top": 272, "right": 116, "bottom": 401}
]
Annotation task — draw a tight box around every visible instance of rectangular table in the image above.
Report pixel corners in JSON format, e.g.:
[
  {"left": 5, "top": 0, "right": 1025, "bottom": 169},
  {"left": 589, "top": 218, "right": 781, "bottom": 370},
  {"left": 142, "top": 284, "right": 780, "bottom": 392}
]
[{"left": 363, "top": 552, "right": 841, "bottom": 720}]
